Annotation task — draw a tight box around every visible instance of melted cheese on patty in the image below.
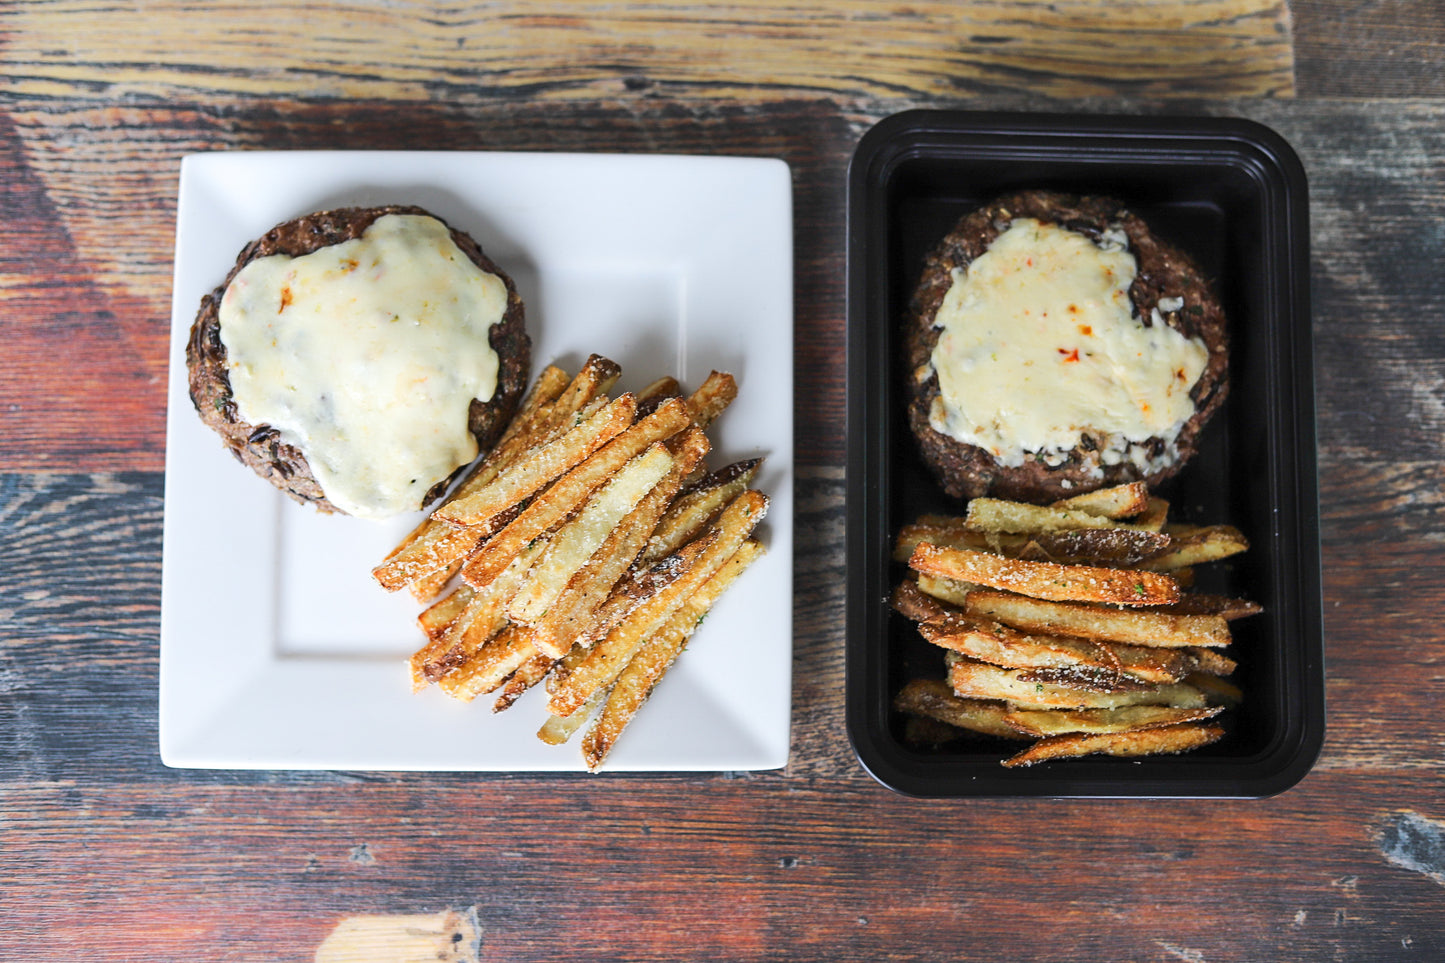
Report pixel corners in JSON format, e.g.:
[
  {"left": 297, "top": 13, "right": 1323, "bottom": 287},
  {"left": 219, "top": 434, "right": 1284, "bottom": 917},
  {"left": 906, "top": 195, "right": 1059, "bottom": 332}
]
[
  {"left": 927, "top": 218, "right": 1209, "bottom": 471},
  {"left": 218, "top": 213, "right": 508, "bottom": 519}
]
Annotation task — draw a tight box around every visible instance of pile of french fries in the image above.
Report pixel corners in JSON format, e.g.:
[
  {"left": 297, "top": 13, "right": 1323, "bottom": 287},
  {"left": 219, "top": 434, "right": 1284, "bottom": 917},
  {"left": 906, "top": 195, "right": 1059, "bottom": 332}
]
[
  {"left": 372, "top": 354, "right": 768, "bottom": 770},
  {"left": 890, "top": 482, "right": 1258, "bottom": 768}
]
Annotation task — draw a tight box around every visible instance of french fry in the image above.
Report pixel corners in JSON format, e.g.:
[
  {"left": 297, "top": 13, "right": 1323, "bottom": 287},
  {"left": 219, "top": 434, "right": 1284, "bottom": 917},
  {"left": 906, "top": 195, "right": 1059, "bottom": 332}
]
[
  {"left": 948, "top": 658, "right": 1209, "bottom": 710},
  {"left": 1157, "top": 593, "right": 1263, "bottom": 620},
  {"left": 892, "top": 678, "right": 1024, "bottom": 740},
  {"left": 530, "top": 429, "right": 710, "bottom": 659},
  {"left": 1185, "top": 647, "right": 1238, "bottom": 677},
  {"left": 890, "top": 578, "right": 959, "bottom": 623},
  {"left": 965, "top": 589, "right": 1233, "bottom": 649},
  {"left": 461, "top": 397, "right": 692, "bottom": 588},
  {"left": 493, "top": 653, "right": 556, "bottom": 713},
  {"left": 575, "top": 532, "right": 718, "bottom": 651},
  {"left": 909, "top": 543, "right": 1182, "bottom": 606},
  {"left": 1001, "top": 722, "right": 1224, "bottom": 768},
  {"left": 537, "top": 689, "right": 607, "bottom": 746},
  {"left": 640, "top": 457, "right": 762, "bottom": 567},
  {"left": 505, "top": 443, "right": 675, "bottom": 626},
  {"left": 1133, "top": 497, "right": 1170, "bottom": 533},
  {"left": 915, "top": 573, "right": 981, "bottom": 608},
  {"left": 416, "top": 584, "right": 475, "bottom": 642},
  {"left": 895, "top": 520, "right": 1170, "bottom": 567},
  {"left": 917, "top": 614, "right": 1195, "bottom": 685},
  {"left": 546, "top": 489, "right": 768, "bottom": 718},
  {"left": 408, "top": 538, "right": 546, "bottom": 690},
  {"left": 1003, "top": 704, "right": 1224, "bottom": 738},
  {"left": 437, "top": 393, "right": 638, "bottom": 528},
  {"left": 964, "top": 498, "right": 1161, "bottom": 535},
  {"left": 1050, "top": 482, "right": 1151, "bottom": 519},
  {"left": 682, "top": 370, "right": 738, "bottom": 429},
  {"left": 580, "top": 539, "right": 763, "bottom": 770},
  {"left": 439, "top": 624, "right": 540, "bottom": 702},
  {"left": 1140, "top": 525, "right": 1250, "bottom": 570},
  {"left": 636, "top": 375, "right": 683, "bottom": 414},
  {"left": 1187, "top": 672, "right": 1244, "bottom": 706}
]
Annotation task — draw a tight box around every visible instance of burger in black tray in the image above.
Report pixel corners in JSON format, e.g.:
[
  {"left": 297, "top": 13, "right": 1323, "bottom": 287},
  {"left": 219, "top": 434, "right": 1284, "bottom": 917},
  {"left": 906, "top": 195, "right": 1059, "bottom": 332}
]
[
  {"left": 187, "top": 205, "right": 530, "bottom": 520},
  {"left": 844, "top": 110, "right": 1325, "bottom": 798}
]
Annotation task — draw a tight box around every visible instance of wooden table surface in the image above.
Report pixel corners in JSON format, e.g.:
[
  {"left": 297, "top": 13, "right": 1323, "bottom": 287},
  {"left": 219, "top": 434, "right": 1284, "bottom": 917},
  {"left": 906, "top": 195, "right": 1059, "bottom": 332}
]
[{"left": 4, "top": 2, "right": 1445, "bottom": 960}]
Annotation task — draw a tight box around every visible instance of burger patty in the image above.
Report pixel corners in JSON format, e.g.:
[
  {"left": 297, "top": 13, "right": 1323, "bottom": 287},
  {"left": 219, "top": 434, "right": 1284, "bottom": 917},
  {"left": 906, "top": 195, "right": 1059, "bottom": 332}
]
[
  {"left": 187, "top": 204, "right": 531, "bottom": 514},
  {"left": 904, "top": 190, "right": 1229, "bottom": 503}
]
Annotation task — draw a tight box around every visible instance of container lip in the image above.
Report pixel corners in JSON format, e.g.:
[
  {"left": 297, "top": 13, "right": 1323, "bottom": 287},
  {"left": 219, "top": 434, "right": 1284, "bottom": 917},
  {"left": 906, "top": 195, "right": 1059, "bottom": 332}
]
[{"left": 844, "top": 108, "right": 1324, "bottom": 799}]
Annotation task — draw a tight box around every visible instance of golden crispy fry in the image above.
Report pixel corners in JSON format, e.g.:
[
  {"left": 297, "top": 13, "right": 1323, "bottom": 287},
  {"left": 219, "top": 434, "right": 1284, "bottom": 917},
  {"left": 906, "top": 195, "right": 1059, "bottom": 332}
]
[
  {"left": 1140, "top": 525, "right": 1250, "bottom": 570},
  {"left": 890, "top": 578, "right": 960, "bottom": 623},
  {"left": 1003, "top": 704, "right": 1224, "bottom": 737},
  {"left": 966, "top": 589, "right": 1233, "bottom": 649},
  {"left": 949, "top": 658, "right": 1209, "bottom": 710},
  {"left": 641, "top": 457, "right": 763, "bottom": 567},
  {"left": 1185, "top": 647, "right": 1238, "bottom": 677},
  {"left": 537, "top": 689, "right": 607, "bottom": 746},
  {"left": 964, "top": 498, "right": 1160, "bottom": 535},
  {"left": 892, "top": 678, "right": 1024, "bottom": 740},
  {"left": 437, "top": 393, "right": 638, "bottom": 528},
  {"left": 682, "top": 370, "right": 738, "bottom": 429},
  {"left": 460, "top": 398, "right": 691, "bottom": 588},
  {"left": 1133, "top": 497, "right": 1170, "bottom": 533},
  {"left": 408, "top": 539, "right": 546, "bottom": 690},
  {"left": 505, "top": 443, "right": 674, "bottom": 627},
  {"left": 915, "top": 574, "right": 981, "bottom": 608},
  {"left": 1049, "top": 482, "right": 1151, "bottom": 519},
  {"left": 546, "top": 490, "right": 768, "bottom": 718},
  {"left": 416, "top": 584, "right": 475, "bottom": 642},
  {"left": 580, "top": 540, "right": 763, "bottom": 770},
  {"left": 407, "top": 560, "right": 461, "bottom": 603},
  {"left": 530, "top": 429, "right": 710, "bottom": 660},
  {"left": 1001, "top": 722, "right": 1224, "bottom": 768},
  {"left": 1157, "top": 593, "right": 1263, "bottom": 620},
  {"left": 894, "top": 519, "right": 1169, "bottom": 568},
  {"left": 493, "top": 653, "right": 555, "bottom": 713},
  {"left": 438, "top": 624, "right": 540, "bottom": 702},
  {"left": 917, "top": 614, "right": 1194, "bottom": 685},
  {"left": 909, "top": 543, "right": 1182, "bottom": 606},
  {"left": 636, "top": 375, "right": 683, "bottom": 411},
  {"left": 577, "top": 531, "right": 718, "bottom": 650}
]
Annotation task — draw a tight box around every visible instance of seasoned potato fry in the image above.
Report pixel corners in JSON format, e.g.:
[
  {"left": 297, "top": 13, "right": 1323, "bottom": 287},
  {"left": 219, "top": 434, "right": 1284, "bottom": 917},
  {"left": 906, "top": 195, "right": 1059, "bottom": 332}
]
[
  {"left": 439, "top": 624, "right": 540, "bottom": 702},
  {"left": 893, "top": 678, "right": 1024, "bottom": 740},
  {"left": 537, "top": 689, "right": 607, "bottom": 746},
  {"left": 437, "top": 393, "right": 638, "bottom": 528},
  {"left": 1049, "top": 482, "right": 1151, "bottom": 519},
  {"left": 461, "top": 398, "right": 692, "bottom": 587},
  {"left": 965, "top": 589, "right": 1233, "bottom": 648},
  {"left": 915, "top": 573, "right": 982, "bottom": 608},
  {"left": 546, "top": 489, "right": 768, "bottom": 718},
  {"left": 965, "top": 498, "right": 1160, "bottom": 535},
  {"left": 641, "top": 457, "right": 762, "bottom": 567},
  {"left": 506, "top": 443, "right": 674, "bottom": 626},
  {"left": 580, "top": 540, "right": 763, "bottom": 770},
  {"left": 530, "top": 430, "right": 710, "bottom": 660},
  {"left": 1003, "top": 704, "right": 1224, "bottom": 738},
  {"left": 1001, "top": 722, "right": 1224, "bottom": 768},
  {"left": 909, "top": 544, "right": 1182, "bottom": 606},
  {"left": 890, "top": 578, "right": 959, "bottom": 623},
  {"left": 416, "top": 584, "right": 475, "bottom": 642},
  {"left": 682, "top": 370, "right": 738, "bottom": 429},
  {"left": 1140, "top": 525, "right": 1250, "bottom": 570},
  {"left": 493, "top": 653, "right": 556, "bottom": 713},
  {"left": 917, "top": 614, "right": 1194, "bottom": 685},
  {"left": 1157, "top": 593, "right": 1263, "bottom": 621},
  {"left": 949, "top": 658, "right": 1209, "bottom": 710}
]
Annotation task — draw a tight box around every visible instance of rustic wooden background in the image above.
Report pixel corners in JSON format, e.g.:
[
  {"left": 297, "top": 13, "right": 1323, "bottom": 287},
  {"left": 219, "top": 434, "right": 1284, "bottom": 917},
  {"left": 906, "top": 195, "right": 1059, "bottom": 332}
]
[{"left": 3, "top": 1, "right": 1445, "bottom": 960}]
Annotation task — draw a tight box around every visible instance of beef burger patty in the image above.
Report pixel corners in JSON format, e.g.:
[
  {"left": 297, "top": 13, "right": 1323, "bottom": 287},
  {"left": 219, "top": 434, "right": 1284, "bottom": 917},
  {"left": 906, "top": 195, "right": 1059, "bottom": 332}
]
[
  {"left": 187, "top": 205, "right": 530, "bottom": 518},
  {"left": 905, "top": 190, "right": 1228, "bottom": 503}
]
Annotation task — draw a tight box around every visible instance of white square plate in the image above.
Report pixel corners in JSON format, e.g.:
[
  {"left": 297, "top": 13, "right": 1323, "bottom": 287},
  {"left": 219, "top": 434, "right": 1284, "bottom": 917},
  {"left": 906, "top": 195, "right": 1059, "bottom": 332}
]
[{"left": 160, "top": 151, "right": 793, "bottom": 771}]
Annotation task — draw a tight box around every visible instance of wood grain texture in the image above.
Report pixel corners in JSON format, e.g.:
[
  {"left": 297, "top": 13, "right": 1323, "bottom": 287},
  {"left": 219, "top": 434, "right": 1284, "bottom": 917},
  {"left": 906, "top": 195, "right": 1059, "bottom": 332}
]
[
  {"left": 1293, "top": 0, "right": 1445, "bottom": 97},
  {"left": 4, "top": 94, "right": 1445, "bottom": 961},
  {"left": 1, "top": 0, "right": 1295, "bottom": 103},
  {"left": 2, "top": 0, "right": 1445, "bottom": 955}
]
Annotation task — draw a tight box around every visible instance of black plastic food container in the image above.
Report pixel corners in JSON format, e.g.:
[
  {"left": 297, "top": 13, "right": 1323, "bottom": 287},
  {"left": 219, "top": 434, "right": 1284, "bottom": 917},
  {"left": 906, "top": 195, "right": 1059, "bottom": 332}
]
[{"left": 845, "top": 110, "right": 1324, "bottom": 797}]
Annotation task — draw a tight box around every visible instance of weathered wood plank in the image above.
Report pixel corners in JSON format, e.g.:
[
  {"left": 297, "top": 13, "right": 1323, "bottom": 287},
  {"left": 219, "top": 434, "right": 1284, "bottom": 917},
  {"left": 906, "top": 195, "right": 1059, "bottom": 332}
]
[{"left": 0, "top": 0, "right": 1295, "bottom": 104}]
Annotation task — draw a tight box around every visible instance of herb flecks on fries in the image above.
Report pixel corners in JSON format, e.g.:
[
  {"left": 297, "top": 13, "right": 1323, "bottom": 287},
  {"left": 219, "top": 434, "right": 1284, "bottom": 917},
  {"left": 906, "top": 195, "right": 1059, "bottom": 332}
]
[
  {"left": 375, "top": 356, "right": 767, "bottom": 770},
  {"left": 891, "top": 482, "right": 1255, "bottom": 768}
]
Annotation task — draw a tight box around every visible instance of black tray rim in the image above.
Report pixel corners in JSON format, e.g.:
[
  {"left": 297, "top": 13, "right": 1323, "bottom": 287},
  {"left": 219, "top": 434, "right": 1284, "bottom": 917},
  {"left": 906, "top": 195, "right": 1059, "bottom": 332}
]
[{"left": 843, "top": 108, "right": 1326, "bottom": 799}]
